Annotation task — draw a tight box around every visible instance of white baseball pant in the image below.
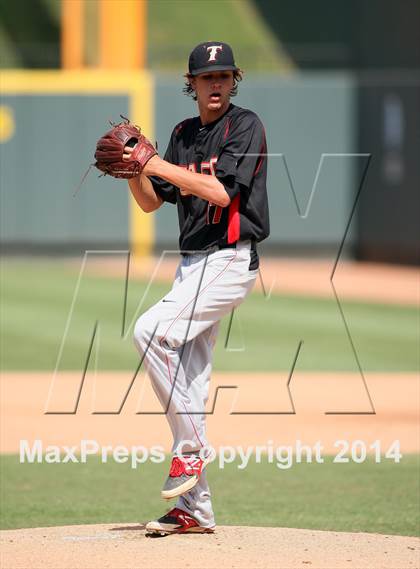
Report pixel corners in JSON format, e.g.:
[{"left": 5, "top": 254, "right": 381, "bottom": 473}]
[{"left": 133, "top": 240, "right": 258, "bottom": 528}]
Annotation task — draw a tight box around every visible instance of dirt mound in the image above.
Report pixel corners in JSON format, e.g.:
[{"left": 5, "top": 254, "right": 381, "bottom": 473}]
[
  {"left": 2, "top": 372, "right": 418, "bottom": 454},
  {"left": 1, "top": 523, "right": 418, "bottom": 569}
]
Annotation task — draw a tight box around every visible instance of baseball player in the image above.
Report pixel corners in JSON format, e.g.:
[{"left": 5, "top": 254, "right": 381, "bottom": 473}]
[{"left": 124, "top": 41, "right": 270, "bottom": 535}]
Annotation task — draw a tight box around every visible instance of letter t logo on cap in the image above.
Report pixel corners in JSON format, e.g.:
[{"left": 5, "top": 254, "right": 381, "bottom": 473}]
[{"left": 207, "top": 45, "right": 223, "bottom": 62}]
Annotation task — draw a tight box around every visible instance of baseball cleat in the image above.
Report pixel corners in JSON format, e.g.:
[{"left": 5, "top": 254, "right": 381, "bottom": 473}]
[
  {"left": 145, "top": 508, "right": 215, "bottom": 535},
  {"left": 161, "top": 455, "right": 209, "bottom": 500}
]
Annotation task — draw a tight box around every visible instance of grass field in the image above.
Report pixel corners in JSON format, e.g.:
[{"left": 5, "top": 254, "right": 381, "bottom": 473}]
[
  {"left": 1, "top": 454, "right": 418, "bottom": 536},
  {"left": 1, "top": 259, "right": 418, "bottom": 372}
]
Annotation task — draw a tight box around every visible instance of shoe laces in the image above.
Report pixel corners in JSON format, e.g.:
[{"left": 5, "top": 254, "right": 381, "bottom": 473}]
[{"left": 169, "top": 455, "right": 202, "bottom": 477}]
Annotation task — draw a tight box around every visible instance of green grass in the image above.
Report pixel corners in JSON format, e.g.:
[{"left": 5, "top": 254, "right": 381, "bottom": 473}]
[
  {"left": 1, "top": 258, "right": 418, "bottom": 372},
  {"left": 1, "top": 454, "right": 418, "bottom": 536}
]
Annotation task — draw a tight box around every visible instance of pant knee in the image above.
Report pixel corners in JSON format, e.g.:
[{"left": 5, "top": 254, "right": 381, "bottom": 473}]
[
  {"left": 134, "top": 310, "right": 180, "bottom": 354},
  {"left": 133, "top": 313, "right": 157, "bottom": 353}
]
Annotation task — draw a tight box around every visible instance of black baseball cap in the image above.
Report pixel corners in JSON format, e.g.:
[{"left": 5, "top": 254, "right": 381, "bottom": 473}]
[{"left": 188, "top": 41, "right": 239, "bottom": 76}]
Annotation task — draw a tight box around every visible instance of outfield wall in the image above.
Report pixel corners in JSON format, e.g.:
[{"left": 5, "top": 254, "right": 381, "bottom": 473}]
[
  {"left": 1, "top": 71, "right": 357, "bottom": 255},
  {"left": 0, "top": 71, "right": 154, "bottom": 256}
]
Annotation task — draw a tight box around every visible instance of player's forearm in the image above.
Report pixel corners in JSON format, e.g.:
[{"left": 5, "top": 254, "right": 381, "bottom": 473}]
[
  {"left": 127, "top": 175, "right": 163, "bottom": 213},
  {"left": 145, "top": 157, "right": 230, "bottom": 208}
]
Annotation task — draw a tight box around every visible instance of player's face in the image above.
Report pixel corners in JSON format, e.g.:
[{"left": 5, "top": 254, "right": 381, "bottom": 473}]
[{"left": 191, "top": 71, "right": 234, "bottom": 113}]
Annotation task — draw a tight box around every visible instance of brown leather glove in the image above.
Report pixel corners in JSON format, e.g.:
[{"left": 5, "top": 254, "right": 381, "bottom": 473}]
[{"left": 94, "top": 118, "right": 157, "bottom": 179}]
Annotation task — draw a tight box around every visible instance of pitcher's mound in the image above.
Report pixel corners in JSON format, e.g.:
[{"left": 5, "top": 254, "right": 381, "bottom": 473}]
[{"left": 1, "top": 523, "right": 418, "bottom": 569}]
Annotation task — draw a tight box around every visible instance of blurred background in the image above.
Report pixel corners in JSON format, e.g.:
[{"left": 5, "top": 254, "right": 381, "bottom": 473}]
[{"left": 1, "top": 0, "right": 419, "bottom": 263}]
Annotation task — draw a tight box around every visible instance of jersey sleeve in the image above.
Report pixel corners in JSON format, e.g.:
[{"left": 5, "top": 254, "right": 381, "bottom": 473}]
[
  {"left": 149, "top": 130, "right": 177, "bottom": 205},
  {"left": 216, "top": 113, "right": 267, "bottom": 200}
]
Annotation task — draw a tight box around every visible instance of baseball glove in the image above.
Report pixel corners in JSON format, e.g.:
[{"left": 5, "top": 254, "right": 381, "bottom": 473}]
[{"left": 94, "top": 117, "right": 157, "bottom": 179}]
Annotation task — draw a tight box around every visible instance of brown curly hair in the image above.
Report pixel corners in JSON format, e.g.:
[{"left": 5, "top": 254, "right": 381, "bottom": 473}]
[{"left": 183, "top": 69, "right": 243, "bottom": 100}]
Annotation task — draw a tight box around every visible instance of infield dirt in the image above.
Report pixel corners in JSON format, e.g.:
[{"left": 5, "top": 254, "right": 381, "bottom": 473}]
[
  {"left": 1, "top": 523, "right": 419, "bottom": 569},
  {"left": 1, "top": 371, "right": 418, "bottom": 454}
]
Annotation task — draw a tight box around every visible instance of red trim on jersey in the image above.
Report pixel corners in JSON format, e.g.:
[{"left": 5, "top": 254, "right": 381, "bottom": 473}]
[
  {"left": 175, "top": 118, "right": 192, "bottom": 135},
  {"left": 223, "top": 117, "right": 231, "bottom": 141},
  {"left": 227, "top": 194, "right": 240, "bottom": 244}
]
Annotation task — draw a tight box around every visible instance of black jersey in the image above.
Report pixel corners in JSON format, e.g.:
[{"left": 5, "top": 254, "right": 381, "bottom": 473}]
[{"left": 150, "top": 103, "right": 270, "bottom": 253}]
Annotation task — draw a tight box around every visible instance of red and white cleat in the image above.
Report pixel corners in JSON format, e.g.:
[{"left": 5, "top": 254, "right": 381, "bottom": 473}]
[{"left": 145, "top": 508, "right": 216, "bottom": 535}]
